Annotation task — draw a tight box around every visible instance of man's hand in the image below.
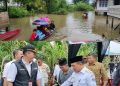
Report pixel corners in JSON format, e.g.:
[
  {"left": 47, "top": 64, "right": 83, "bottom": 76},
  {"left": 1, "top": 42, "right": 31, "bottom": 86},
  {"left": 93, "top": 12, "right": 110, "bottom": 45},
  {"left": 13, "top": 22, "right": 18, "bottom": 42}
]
[
  {"left": 7, "top": 81, "right": 13, "bottom": 86},
  {"left": 37, "top": 79, "right": 41, "bottom": 86}
]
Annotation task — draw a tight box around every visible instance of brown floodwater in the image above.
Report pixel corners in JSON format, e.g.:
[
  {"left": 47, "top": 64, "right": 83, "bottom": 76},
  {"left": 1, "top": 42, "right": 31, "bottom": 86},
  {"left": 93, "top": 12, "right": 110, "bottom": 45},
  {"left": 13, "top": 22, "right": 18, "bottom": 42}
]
[{"left": 9, "top": 11, "right": 120, "bottom": 41}]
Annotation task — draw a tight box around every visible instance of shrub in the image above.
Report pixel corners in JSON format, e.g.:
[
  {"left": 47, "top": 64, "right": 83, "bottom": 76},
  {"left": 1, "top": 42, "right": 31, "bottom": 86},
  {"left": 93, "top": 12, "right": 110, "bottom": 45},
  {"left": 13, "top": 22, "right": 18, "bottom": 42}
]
[
  {"left": 54, "top": 8, "right": 68, "bottom": 15},
  {"left": 8, "top": 7, "right": 29, "bottom": 18},
  {"left": 67, "top": 5, "right": 76, "bottom": 12},
  {"left": 75, "top": 2, "right": 94, "bottom": 11}
]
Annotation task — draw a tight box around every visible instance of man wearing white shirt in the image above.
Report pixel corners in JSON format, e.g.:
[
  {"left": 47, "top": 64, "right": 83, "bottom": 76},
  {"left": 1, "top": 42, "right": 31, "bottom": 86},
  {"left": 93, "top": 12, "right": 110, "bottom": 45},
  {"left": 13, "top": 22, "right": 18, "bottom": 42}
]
[
  {"left": 37, "top": 58, "right": 50, "bottom": 86},
  {"left": 3, "top": 49, "right": 23, "bottom": 86},
  {"left": 53, "top": 59, "right": 61, "bottom": 82},
  {"left": 7, "top": 44, "right": 42, "bottom": 86},
  {"left": 61, "top": 56, "right": 96, "bottom": 86}
]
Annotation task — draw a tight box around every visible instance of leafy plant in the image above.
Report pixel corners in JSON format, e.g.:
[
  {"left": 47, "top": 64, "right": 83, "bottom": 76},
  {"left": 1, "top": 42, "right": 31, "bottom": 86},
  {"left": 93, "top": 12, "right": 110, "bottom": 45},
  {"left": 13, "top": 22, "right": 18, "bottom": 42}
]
[
  {"left": 75, "top": 1, "right": 94, "bottom": 11},
  {"left": 8, "top": 7, "right": 29, "bottom": 18},
  {"left": 30, "top": 41, "right": 68, "bottom": 70},
  {"left": 77, "top": 42, "right": 97, "bottom": 56},
  {"left": 0, "top": 41, "right": 27, "bottom": 73}
]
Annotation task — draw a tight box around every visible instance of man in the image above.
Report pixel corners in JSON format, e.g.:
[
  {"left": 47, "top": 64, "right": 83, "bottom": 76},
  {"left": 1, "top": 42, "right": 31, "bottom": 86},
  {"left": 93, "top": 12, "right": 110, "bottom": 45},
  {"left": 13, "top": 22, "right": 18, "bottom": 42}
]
[
  {"left": 83, "top": 56, "right": 88, "bottom": 64},
  {"left": 3, "top": 49, "right": 23, "bottom": 86},
  {"left": 86, "top": 54, "right": 108, "bottom": 86},
  {"left": 1, "top": 60, "right": 10, "bottom": 86},
  {"left": 58, "top": 58, "right": 73, "bottom": 85},
  {"left": 53, "top": 59, "right": 61, "bottom": 82},
  {"left": 109, "top": 60, "right": 115, "bottom": 74},
  {"left": 112, "top": 64, "right": 120, "bottom": 86},
  {"left": 7, "top": 44, "right": 42, "bottom": 86},
  {"left": 61, "top": 56, "right": 96, "bottom": 86},
  {"left": 49, "top": 20, "right": 55, "bottom": 32},
  {"left": 37, "top": 57, "right": 50, "bottom": 86}
]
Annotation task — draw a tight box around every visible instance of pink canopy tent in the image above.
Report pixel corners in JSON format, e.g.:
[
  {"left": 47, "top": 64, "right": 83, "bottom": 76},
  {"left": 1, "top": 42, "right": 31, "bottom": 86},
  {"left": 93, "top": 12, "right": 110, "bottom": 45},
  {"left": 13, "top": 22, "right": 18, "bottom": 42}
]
[{"left": 39, "top": 16, "right": 50, "bottom": 23}]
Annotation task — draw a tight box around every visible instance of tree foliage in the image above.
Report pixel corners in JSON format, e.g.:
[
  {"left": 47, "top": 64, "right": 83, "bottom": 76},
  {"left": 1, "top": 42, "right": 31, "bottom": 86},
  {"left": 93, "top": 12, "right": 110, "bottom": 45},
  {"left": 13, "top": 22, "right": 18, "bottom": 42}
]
[
  {"left": 30, "top": 41, "right": 68, "bottom": 70},
  {"left": 73, "top": 0, "right": 88, "bottom": 4},
  {"left": 77, "top": 42, "right": 97, "bottom": 56},
  {"left": 0, "top": 41, "right": 97, "bottom": 71},
  {"left": 0, "top": 41, "right": 27, "bottom": 72},
  {"left": 15, "top": 0, "right": 46, "bottom": 12}
]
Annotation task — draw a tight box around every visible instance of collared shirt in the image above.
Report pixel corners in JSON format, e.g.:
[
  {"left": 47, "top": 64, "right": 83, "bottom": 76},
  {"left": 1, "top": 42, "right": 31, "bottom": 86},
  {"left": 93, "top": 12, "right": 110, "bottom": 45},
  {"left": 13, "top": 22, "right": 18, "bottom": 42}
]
[
  {"left": 58, "top": 68, "right": 73, "bottom": 84},
  {"left": 38, "top": 63, "right": 50, "bottom": 84},
  {"left": 85, "top": 62, "right": 108, "bottom": 86},
  {"left": 7, "top": 58, "right": 42, "bottom": 82},
  {"left": 2, "top": 60, "right": 15, "bottom": 78},
  {"left": 22, "top": 59, "right": 33, "bottom": 76},
  {"left": 53, "top": 64, "right": 61, "bottom": 81},
  {"left": 61, "top": 67, "right": 96, "bottom": 86}
]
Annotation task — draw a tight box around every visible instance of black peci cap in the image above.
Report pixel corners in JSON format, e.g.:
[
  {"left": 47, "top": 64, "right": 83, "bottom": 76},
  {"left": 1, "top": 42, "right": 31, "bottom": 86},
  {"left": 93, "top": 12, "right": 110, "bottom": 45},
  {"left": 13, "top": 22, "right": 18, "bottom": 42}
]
[
  {"left": 58, "top": 58, "right": 67, "bottom": 66},
  {"left": 70, "top": 56, "right": 83, "bottom": 63},
  {"left": 22, "top": 44, "right": 36, "bottom": 54}
]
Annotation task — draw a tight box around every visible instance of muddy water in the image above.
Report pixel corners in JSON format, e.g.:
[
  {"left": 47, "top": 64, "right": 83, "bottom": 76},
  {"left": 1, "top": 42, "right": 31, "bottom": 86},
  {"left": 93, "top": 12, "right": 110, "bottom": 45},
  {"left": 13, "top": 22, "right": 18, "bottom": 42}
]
[{"left": 9, "top": 11, "right": 120, "bottom": 41}]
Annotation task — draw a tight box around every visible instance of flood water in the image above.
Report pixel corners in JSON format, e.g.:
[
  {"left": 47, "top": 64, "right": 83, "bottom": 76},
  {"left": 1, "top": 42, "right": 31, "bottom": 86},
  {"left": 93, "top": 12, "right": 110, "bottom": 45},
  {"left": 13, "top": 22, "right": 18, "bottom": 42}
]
[{"left": 9, "top": 11, "right": 120, "bottom": 41}]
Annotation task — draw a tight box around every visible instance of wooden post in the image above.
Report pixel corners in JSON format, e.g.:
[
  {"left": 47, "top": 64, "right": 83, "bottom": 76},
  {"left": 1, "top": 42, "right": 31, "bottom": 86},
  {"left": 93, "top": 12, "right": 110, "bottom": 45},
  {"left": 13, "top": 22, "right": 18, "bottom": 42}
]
[
  {"left": 4, "top": 0, "right": 7, "bottom": 11},
  {"left": 106, "top": 15, "right": 109, "bottom": 24},
  {"left": 119, "top": 26, "right": 120, "bottom": 34},
  {"left": 111, "top": 17, "right": 114, "bottom": 28},
  {"left": 5, "top": 27, "right": 9, "bottom": 32}
]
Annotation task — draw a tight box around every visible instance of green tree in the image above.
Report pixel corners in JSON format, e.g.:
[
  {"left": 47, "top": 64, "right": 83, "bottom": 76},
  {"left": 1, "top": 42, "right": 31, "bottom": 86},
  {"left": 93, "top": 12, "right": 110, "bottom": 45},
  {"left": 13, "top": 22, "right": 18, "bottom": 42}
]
[
  {"left": 30, "top": 41, "right": 68, "bottom": 70},
  {"left": 15, "top": 0, "right": 46, "bottom": 12},
  {"left": 0, "top": 41, "right": 27, "bottom": 73},
  {"left": 73, "top": 0, "right": 84, "bottom": 4},
  {"left": 73, "top": 0, "right": 90, "bottom": 4},
  {"left": 44, "top": 0, "right": 67, "bottom": 14},
  {"left": 77, "top": 42, "right": 97, "bottom": 56}
]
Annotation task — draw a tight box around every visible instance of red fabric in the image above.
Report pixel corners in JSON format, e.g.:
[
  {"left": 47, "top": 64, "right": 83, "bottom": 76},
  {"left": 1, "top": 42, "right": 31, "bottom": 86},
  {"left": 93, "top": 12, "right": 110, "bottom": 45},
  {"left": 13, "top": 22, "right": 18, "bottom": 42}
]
[
  {"left": 101, "top": 78, "right": 113, "bottom": 86},
  {"left": 100, "top": 77, "right": 104, "bottom": 86},
  {"left": 41, "top": 28, "right": 50, "bottom": 36},
  {"left": 30, "top": 32, "right": 37, "bottom": 41},
  {"left": 108, "top": 79, "right": 112, "bottom": 86}
]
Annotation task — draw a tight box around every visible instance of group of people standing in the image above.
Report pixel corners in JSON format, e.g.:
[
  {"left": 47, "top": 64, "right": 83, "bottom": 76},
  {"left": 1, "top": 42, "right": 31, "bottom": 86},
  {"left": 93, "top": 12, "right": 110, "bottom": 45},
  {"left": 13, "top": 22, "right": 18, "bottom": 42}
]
[
  {"left": 1, "top": 44, "right": 51, "bottom": 86},
  {"left": 1, "top": 44, "right": 120, "bottom": 86},
  {"left": 53, "top": 55, "right": 108, "bottom": 86},
  {"left": 30, "top": 21, "right": 55, "bottom": 41}
]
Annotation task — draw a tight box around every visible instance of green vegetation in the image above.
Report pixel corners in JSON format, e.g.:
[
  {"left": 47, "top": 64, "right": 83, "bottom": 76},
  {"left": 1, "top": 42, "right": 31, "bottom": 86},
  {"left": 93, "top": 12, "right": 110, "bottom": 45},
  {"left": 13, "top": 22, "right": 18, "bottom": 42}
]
[
  {"left": 77, "top": 42, "right": 97, "bottom": 56},
  {"left": 8, "top": 0, "right": 94, "bottom": 18},
  {"left": 73, "top": 0, "right": 87, "bottom": 4},
  {"left": 15, "top": 0, "right": 46, "bottom": 13},
  {"left": 30, "top": 41, "right": 68, "bottom": 70},
  {"left": 8, "top": 7, "right": 29, "bottom": 18},
  {"left": 0, "top": 41, "right": 27, "bottom": 73},
  {"left": 53, "top": 8, "right": 68, "bottom": 15},
  {"left": 0, "top": 41, "right": 97, "bottom": 71},
  {"left": 0, "top": 41, "right": 68, "bottom": 72},
  {"left": 75, "top": 2, "right": 94, "bottom": 11}
]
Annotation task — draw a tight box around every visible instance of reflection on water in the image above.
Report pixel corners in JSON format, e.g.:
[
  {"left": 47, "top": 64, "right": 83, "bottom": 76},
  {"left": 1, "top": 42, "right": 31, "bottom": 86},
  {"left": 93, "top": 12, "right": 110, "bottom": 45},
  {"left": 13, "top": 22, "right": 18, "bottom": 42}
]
[
  {"left": 93, "top": 15, "right": 120, "bottom": 41},
  {"left": 9, "top": 11, "right": 120, "bottom": 41}
]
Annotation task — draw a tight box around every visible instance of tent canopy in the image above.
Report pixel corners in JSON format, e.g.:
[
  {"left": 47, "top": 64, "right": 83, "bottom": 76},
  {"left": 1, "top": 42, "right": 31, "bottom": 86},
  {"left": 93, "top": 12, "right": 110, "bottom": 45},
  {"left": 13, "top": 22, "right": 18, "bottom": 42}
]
[{"left": 106, "top": 41, "right": 120, "bottom": 55}]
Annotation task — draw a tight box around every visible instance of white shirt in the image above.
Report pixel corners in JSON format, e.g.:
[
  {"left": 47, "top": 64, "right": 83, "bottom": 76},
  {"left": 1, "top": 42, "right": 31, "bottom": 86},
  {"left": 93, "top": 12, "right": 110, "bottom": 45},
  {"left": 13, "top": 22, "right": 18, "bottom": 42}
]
[
  {"left": 39, "top": 63, "right": 50, "bottom": 84},
  {"left": 61, "top": 67, "right": 96, "bottom": 86},
  {"left": 2, "top": 60, "right": 15, "bottom": 78},
  {"left": 53, "top": 64, "right": 61, "bottom": 81},
  {"left": 38, "top": 69, "right": 45, "bottom": 86},
  {"left": 7, "top": 59, "right": 42, "bottom": 82}
]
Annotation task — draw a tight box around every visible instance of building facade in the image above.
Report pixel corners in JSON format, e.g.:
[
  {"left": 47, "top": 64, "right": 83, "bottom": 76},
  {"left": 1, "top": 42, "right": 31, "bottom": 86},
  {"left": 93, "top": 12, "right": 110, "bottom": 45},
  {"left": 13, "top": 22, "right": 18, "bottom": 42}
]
[
  {"left": 95, "top": 0, "right": 108, "bottom": 14},
  {"left": 107, "top": 0, "right": 120, "bottom": 18}
]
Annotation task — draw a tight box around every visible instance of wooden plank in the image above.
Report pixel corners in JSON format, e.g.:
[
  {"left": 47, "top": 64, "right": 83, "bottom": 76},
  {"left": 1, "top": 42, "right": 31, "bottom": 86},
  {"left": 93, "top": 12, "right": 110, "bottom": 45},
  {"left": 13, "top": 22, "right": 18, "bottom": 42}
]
[{"left": 108, "top": 5, "right": 120, "bottom": 18}]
